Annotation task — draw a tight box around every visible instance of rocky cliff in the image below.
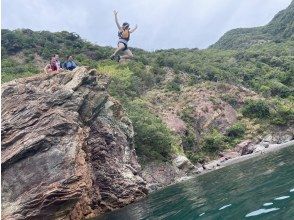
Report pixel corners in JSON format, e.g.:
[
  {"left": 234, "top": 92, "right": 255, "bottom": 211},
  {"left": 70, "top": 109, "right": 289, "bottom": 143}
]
[{"left": 1, "top": 67, "right": 147, "bottom": 220}]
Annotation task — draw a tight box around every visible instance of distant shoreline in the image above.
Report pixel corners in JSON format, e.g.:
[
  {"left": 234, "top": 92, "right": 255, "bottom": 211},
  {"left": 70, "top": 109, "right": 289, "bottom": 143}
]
[{"left": 196, "top": 140, "right": 294, "bottom": 177}]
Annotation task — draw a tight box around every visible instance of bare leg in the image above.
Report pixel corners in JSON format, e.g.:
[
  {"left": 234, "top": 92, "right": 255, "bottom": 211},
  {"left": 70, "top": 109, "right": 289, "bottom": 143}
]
[
  {"left": 111, "top": 43, "right": 125, "bottom": 58},
  {"left": 44, "top": 64, "right": 50, "bottom": 74},
  {"left": 120, "top": 49, "right": 134, "bottom": 60}
]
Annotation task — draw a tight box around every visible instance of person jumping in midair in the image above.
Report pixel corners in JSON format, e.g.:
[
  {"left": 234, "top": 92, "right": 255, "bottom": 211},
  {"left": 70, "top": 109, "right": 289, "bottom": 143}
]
[{"left": 110, "top": 10, "right": 138, "bottom": 62}]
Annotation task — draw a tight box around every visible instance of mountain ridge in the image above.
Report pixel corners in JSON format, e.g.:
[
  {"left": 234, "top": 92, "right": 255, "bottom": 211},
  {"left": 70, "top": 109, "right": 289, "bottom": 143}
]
[{"left": 210, "top": 0, "right": 294, "bottom": 49}]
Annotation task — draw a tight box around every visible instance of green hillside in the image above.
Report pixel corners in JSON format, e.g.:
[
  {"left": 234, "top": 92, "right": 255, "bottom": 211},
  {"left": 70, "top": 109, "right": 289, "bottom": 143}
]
[
  {"left": 210, "top": 0, "right": 294, "bottom": 49},
  {"left": 1, "top": 2, "right": 293, "bottom": 164}
]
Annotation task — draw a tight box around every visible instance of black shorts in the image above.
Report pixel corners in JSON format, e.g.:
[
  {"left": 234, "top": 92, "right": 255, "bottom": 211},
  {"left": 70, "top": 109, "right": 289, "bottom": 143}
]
[{"left": 118, "top": 41, "right": 128, "bottom": 51}]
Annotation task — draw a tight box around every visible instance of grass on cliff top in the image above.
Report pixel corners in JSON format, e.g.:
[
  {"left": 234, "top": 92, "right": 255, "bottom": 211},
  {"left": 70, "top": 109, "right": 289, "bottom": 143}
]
[
  {"left": 97, "top": 60, "right": 166, "bottom": 101},
  {"left": 97, "top": 61, "right": 135, "bottom": 100}
]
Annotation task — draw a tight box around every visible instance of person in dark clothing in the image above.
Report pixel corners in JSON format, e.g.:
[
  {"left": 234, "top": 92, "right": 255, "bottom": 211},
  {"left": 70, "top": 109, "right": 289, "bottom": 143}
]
[{"left": 63, "top": 56, "right": 77, "bottom": 71}]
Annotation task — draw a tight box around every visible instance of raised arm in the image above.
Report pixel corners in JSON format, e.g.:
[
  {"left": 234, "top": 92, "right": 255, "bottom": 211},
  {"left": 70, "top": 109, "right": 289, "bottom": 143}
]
[
  {"left": 130, "top": 24, "right": 138, "bottom": 33},
  {"left": 113, "top": 10, "right": 122, "bottom": 30}
]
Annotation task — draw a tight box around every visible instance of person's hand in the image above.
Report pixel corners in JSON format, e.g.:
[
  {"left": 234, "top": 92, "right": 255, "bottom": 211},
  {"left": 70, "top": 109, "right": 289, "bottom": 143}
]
[
  {"left": 134, "top": 24, "right": 138, "bottom": 29},
  {"left": 113, "top": 10, "right": 118, "bottom": 16}
]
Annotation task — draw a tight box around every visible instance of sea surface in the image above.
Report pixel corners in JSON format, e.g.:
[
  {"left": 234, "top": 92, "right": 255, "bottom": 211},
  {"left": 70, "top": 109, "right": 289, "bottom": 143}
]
[{"left": 96, "top": 146, "right": 294, "bottom": 220}]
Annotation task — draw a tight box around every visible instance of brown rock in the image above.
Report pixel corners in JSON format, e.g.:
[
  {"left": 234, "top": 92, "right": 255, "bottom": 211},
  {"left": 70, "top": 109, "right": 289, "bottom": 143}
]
[
  {"left": 235, "top": 140, "right": 253, "bottom": 155},
  {"left": 219, "top": 151, "right": 240, "bottom": 160},
  {"left": 1, "top": 67, "right": 147, "bottom": 220},
  {"left": 141, "top": 162, "right": 186, "bottom": 191}
]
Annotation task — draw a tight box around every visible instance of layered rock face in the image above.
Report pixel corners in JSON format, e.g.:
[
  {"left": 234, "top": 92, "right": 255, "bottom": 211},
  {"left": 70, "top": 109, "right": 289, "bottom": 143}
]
[{"left": 1, "top": 67, "right": 147, "bottom": 220}]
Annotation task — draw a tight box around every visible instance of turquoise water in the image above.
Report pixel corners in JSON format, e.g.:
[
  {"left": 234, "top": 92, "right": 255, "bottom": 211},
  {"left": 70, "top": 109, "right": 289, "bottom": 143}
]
[{"left": 96, "top": 147, "right": 294, "bottom": 220}]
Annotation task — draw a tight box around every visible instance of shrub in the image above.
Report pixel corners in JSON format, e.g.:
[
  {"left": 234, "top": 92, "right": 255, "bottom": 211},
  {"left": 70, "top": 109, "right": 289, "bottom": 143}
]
[
  {"left": 182, "top": 128, "right": 197, "bottom": 150},
  {"left": 126, "top": 99, "right": 174, "bottom": 162},
  {"left": 260, "top": 85, "right": 271, "bottom": 97},
  {"left": 188, "top": 74, "right": 201, "bottom": 86},
  {"left": 242, "top": 99, "right": 270, "bottom": 119},
  {"left": 202, "top": 130, "right": 227, "bottom": 153},
  {"left": 166, "top": 75, "right": 182, "bottom": 92},
  {"left": 204, "top": 67, "right": 219, "bottom": 81},
  {"left": 97, "top": 62, "right": 134, "bottom": 99},
  {"left": 227, "top": 122, "right": 246, "bottom": 138},
  {"left": 180, "top": 107, "right": 194, "bottom": 123},
  {"left": 221, "top": 94, "right": 238, "bottom": 107},
  {"left": 271, "top": 102, "right": 294, "bottom": 125},
  {"left": 151, "top": 65, "right": 166, "bottom": 75},
  {"left": 187, "top": 151, "right": 206, "bottom": 164},
  {"left": 267, "top": 80, "right": 291, "bottom": 98}
]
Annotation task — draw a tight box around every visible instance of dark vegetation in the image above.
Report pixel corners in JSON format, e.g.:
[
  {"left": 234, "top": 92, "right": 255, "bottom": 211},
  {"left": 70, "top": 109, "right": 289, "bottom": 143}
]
[{"left": 126, "top": 100, "right": 175, "bottom": 163}]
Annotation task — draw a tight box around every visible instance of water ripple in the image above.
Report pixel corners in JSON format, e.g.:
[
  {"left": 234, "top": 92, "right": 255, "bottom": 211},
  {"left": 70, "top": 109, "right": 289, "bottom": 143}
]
[
  {"left": 274, "top": 195, "right": 290, "bottom": 200},
  {"left": 219, "top": 204, "right": 232, "bottom": 210},
  {"left": 96, "top": 147, "right": 294, "bottom": 220},
  {"left": 245, "top": 208, "right": 280, "bottom": 217},
  {"left": 263, "top": 202, "right": 273, "bottom": 206}
]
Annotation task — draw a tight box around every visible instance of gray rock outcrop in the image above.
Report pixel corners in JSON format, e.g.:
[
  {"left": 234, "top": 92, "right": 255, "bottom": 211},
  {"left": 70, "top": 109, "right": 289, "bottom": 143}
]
[{"left": 172, "top": 155, "right": 195, "bottom": 172}]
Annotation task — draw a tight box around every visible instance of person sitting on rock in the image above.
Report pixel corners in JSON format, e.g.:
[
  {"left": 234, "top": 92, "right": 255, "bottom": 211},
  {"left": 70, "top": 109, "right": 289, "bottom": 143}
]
[
  {"left": 51, "top": 54, "right": 62, "bottom": 71},
  {"left": 110, "top": 10, "right": 138, "bottom": 62},
  {"left": 63, "top": 55, "right": 77, "bottom": 71},
  {"left": 44, "top": 54, "right": 63, "bottom": 74}
]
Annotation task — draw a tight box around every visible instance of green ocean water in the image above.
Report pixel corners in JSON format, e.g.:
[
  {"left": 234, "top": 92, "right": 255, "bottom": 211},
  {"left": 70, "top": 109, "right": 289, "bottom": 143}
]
[{"left": 96, "top": 146, "right": 294, "bottom": 220}]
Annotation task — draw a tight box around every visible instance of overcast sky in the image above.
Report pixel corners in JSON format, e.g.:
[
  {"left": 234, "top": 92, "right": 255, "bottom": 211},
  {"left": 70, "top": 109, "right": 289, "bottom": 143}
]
[{"left": 2, "top": 0, "right": 292, "bottom": 50}]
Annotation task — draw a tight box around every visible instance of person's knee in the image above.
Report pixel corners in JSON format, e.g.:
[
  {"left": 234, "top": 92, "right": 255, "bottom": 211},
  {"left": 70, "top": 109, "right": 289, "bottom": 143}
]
[{"left": 127, "top": 51, "right": 134, "bottom": 58}]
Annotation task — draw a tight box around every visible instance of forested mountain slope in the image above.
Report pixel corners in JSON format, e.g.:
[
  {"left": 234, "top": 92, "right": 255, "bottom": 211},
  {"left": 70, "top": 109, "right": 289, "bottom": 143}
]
[{"left": 210, "top": 0, "right": 294, "bottom": 49}]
